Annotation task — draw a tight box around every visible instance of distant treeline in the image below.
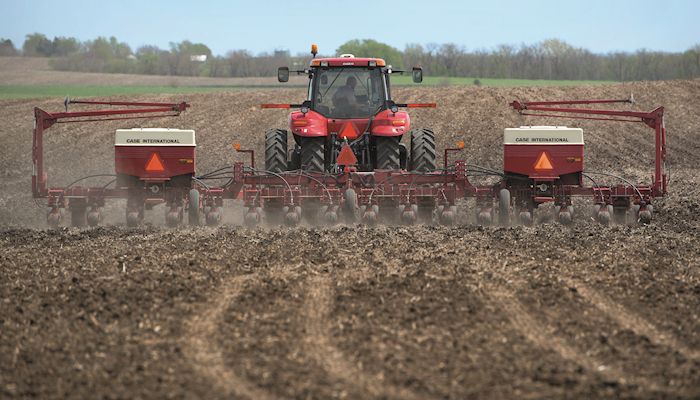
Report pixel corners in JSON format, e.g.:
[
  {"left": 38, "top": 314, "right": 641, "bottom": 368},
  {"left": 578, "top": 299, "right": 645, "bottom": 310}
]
[{"left": 3, "top": 34, "right": 700, "bottom": 81}]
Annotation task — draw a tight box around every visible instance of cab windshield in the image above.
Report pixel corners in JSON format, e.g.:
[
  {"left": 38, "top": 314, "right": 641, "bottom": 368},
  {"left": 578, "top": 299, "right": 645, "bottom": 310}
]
[{"left": 311, "top": 67, "right": 386, "bottom": 119}]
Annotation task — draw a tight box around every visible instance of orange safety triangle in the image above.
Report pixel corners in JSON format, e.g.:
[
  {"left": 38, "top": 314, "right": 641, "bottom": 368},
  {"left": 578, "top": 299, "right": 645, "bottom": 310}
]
[
  {"left": 339, "top": 122, "right": 359, "bottom": 139},
  {"left": 533, "top": 151, "right": 554, "bottom": 170},
  {"left": 145, "top": 152, "right": 166, "bottom": 172},
  {"left": 336, "top": 143, "right": 358, "bottom": 166}
]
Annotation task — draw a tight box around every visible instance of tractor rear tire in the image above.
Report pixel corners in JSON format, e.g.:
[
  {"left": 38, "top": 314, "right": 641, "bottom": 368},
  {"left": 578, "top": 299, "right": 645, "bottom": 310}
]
[
  {"left": 265, "top": 129, "right": 288, "bottom": 173},
  {"left": 300, "top": 137, "right": 325, "bottom": 172},
  {"left": 409, "top": 128, "right": 437, "bottom": 172},
  {"left": 288, "top": 146, "right": 301, "bottom": 170},
  {"left": 375, "top": 136, "right": 401, "bottom": 170}
]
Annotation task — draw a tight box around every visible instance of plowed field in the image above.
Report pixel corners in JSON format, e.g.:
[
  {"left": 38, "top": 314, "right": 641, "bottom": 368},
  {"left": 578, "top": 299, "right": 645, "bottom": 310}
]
[{"left": 1, "top": 80, "right": 699, "bottom": 399}]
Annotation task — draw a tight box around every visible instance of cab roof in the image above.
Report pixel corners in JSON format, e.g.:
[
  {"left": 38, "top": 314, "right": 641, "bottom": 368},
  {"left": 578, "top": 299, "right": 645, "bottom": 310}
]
[{"left": 310, "top": 56, "right": 386, "bottom": 68}]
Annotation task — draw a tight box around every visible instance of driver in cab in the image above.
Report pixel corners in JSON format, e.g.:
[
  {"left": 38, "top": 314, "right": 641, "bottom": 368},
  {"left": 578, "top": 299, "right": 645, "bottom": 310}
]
[{"left": 332, "top": 76, "right": 358, "bottom": 111}]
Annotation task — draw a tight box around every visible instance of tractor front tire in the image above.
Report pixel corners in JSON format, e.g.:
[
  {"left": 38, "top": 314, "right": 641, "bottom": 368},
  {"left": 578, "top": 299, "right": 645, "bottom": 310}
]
[
  {"left": 265, "top": 129, "right": 288, "bottom": 173},
  {"left": 300, "top": 137, "right": 325, "bottom": 172},
  {"left": 375, "top": 136, "right": 401, "bottom": 170},
  {"left": 409, "top": 128, "right": 437, "bottom": 172}
]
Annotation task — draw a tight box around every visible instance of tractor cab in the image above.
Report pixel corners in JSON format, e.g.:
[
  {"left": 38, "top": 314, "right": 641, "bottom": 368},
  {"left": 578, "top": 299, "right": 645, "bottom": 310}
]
[
  {"left": 278, "top": 52, "right": 423, "bottom": 120},
  {"left": 309, "top": 56, "right": 387, "bottom": 119},
  {"left": 268, "top": 45, "right": 432, "bottom": 174}
]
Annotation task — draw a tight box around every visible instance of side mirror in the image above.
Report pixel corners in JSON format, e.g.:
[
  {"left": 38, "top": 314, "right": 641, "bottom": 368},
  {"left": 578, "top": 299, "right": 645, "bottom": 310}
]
[
  {"left": 412, "top": 67, "right": 423, "bottom": 83},
  {"left": 278, "top": 67, "right": 289, "bottom": 83}
]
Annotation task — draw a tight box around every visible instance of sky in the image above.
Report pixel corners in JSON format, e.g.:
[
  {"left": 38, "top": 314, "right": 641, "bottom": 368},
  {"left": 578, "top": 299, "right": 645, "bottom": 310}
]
[{"left": 1, "top": 0, "right": 698, "bottom": 56}]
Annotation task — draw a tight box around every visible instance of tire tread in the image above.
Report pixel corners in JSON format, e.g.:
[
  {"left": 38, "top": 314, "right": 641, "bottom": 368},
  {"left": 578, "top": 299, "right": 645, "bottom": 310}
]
[
  {"left": 409, "top": 128, "right": 437, "bottom": 172},
  {"left": 265, "top": 129, "right": 288, "bottom": 173}
]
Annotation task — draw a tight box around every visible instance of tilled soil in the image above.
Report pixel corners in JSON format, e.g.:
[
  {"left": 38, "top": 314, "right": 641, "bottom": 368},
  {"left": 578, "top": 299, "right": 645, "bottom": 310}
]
[
  {"left": 1, "top": 79, "right": 700, "bottom": 398},
  {"left": 1, "top": 224, "right": 699, "bottom": 399}
]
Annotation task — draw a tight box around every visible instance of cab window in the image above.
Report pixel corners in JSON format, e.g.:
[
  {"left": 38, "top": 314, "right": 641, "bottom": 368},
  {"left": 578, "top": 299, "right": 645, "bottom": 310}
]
[{"left": 313, "top": 68, "right": 385, "bottom": 118}]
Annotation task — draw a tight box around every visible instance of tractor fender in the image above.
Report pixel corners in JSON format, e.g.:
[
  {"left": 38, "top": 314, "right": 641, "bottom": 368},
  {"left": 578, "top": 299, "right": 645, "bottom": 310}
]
[
  {"left": 289, "top": 110, "right": 328, "bottom": 138},
  {"left": 370, "top": 109, "right": 411, "bottom": 137}
]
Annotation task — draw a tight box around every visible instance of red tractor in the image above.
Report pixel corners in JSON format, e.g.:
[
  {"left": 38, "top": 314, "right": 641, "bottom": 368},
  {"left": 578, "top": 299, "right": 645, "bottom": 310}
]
[{"left": 262, "top": 45, "right": 436, "bottom": 175}]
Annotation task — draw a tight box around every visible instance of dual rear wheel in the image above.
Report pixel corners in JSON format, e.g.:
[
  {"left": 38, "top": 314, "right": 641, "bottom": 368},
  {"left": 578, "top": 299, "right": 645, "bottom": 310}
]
[
  {"left": 265, "top": 129, "right": 325, "bottom": 173},
  {"left": 377, "top": 128, "right": 437, "bottom": 171},
  {"left": 264, "top": 128, "right": 437, "bottom": 173}
]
